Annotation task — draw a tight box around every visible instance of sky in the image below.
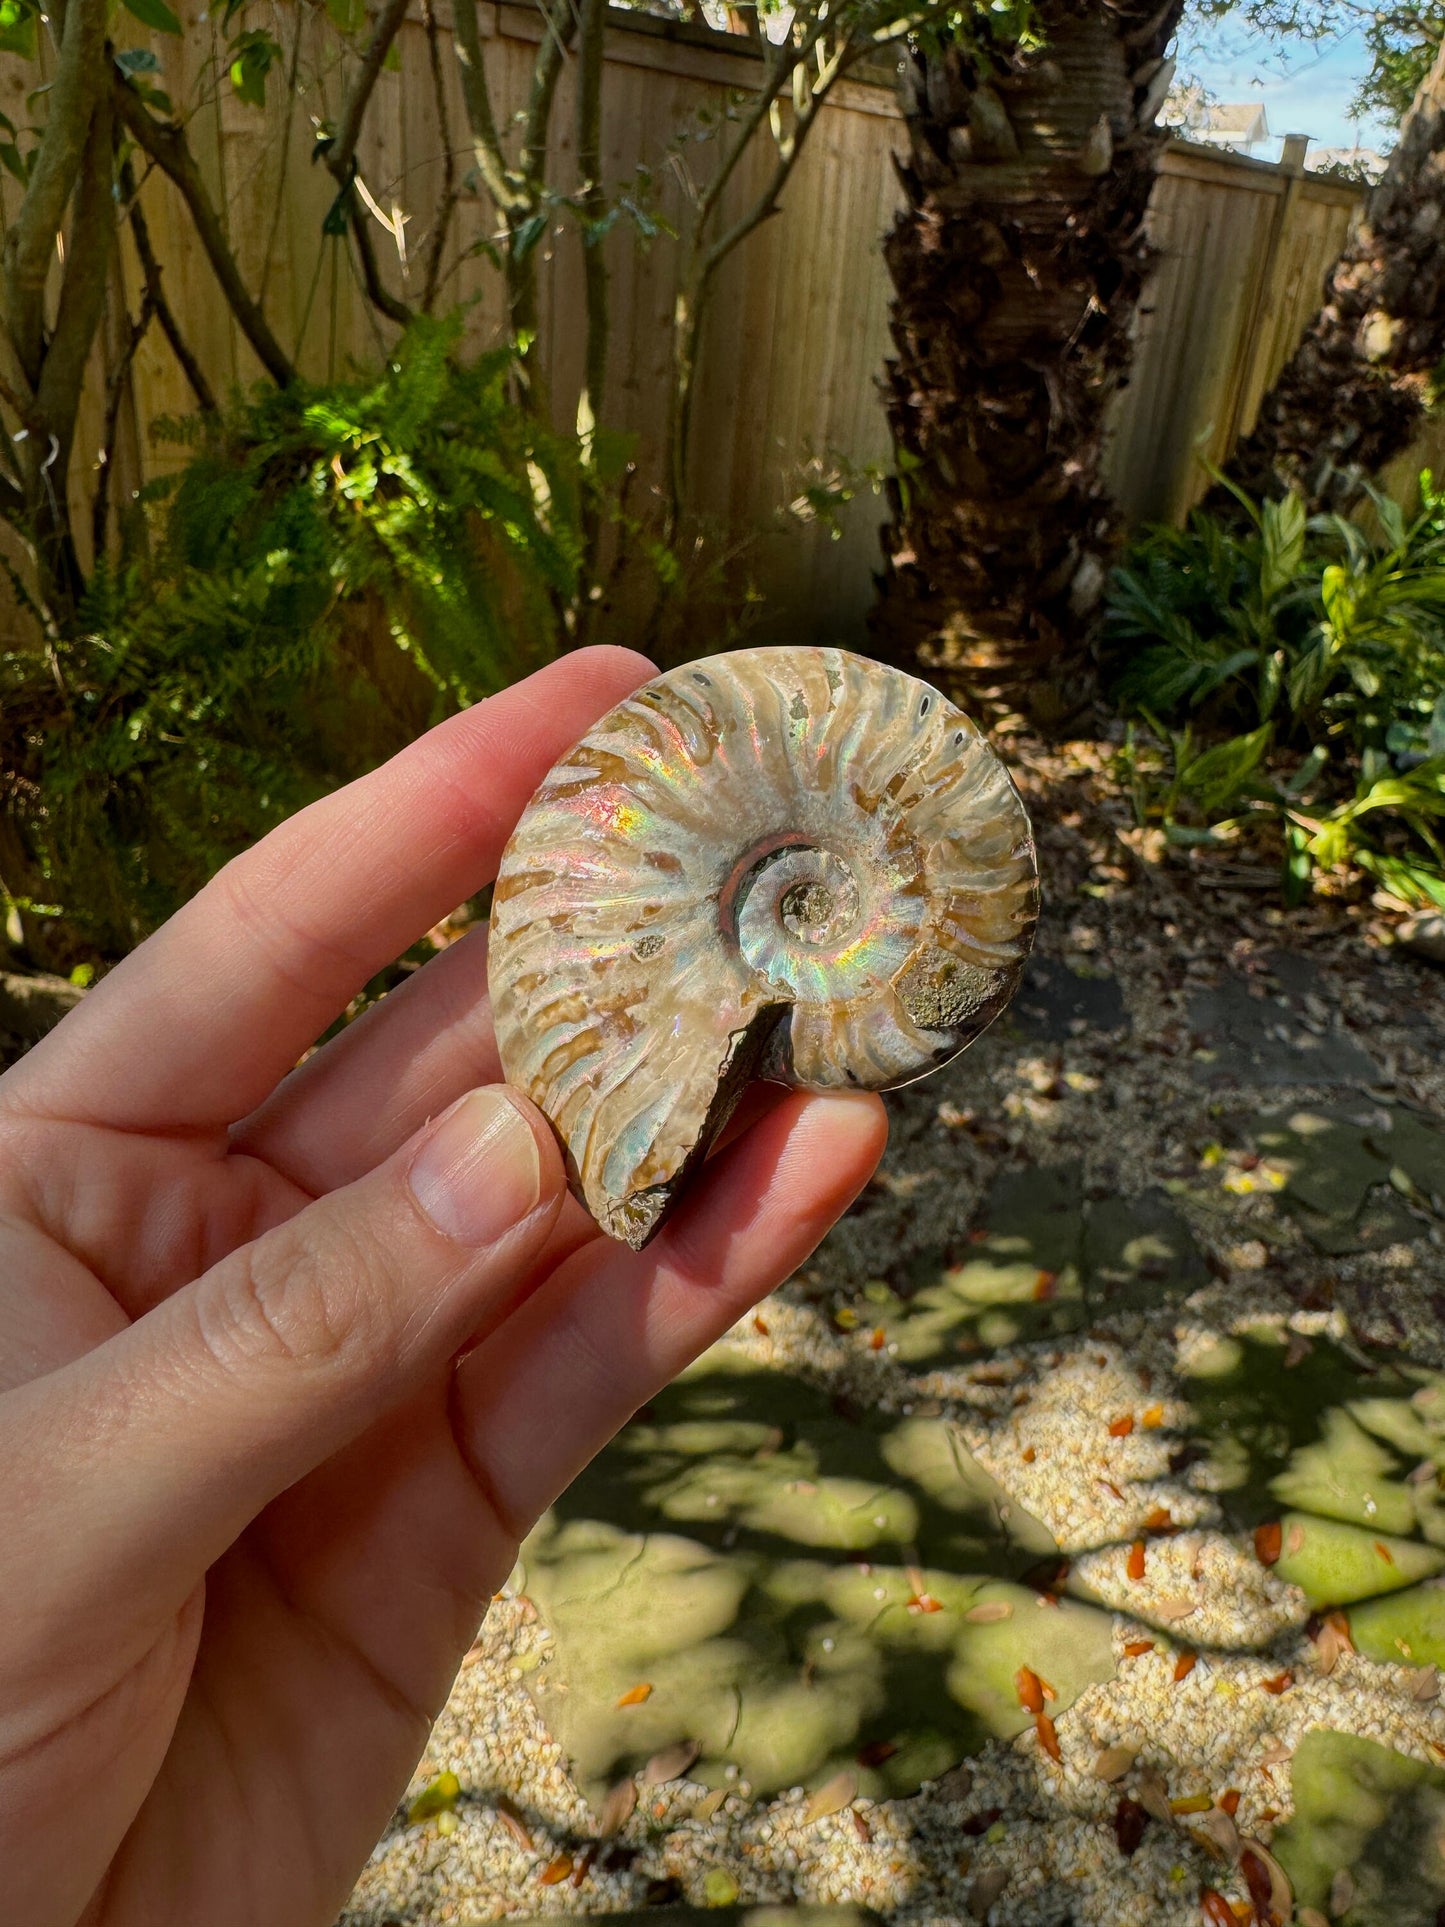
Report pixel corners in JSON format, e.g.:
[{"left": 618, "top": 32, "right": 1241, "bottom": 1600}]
[{"left": 1180, "top": 14, "right": 1398, "bottom": 157}]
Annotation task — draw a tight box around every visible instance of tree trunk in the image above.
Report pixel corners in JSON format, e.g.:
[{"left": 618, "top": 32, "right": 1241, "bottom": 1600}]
[
  {"left": 1222, "top": 37, "right": 1445, "bottom": 514},
  {"left": 870, "top": 1, "right": 1185, "bottom": 695}
]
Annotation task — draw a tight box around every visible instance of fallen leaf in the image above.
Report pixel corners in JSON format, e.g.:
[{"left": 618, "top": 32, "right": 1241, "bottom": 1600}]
[
  {"left": 1242, "top": 1839, "right": 1292, "bottom": 1921},
  {"left": 1127, "top": 1540, "right": 1147, "bottom": 1581},
  {"left": 616, "top": 1682, "right": 653, "bottom": 1707},
  {"left": 1155, "top": 1596, "right": 1199, "bottom": 1623},
  {"left": 965, "top": 1599, "right": 1013, "bottom": 1623},
  {"left": 1253, "top": 1522, "right": 1282, "bottom": 1567},
  {"left": 495, "top": 1794, "right": 534, "bottom": 1851},
  {"left": 1114, "top": 1795, "right": 1149, "bottom": 1855},
  {"left": 1033, "top": 1269, "right": 1058, "bottom": 1301},
  {"left": 857, "top": 1738, "right": 899, "bottom": 1768},
  {"left": 1094, "top": 1744, "right": 1138, "bottom": 1782},
  {"left": 1260, "top": 1671, "right": 1293, "bottom": 1695},
  {"left": 1021, "top": 1445, "right": 1037, "bottom": 1463},
  {"left": 1145, "top": 1505, "right": 1174, "bottom": 1532},
  {"left": 851, "top": 1807, "right": 872, "bottom": 1842},
  {"left": 1142, "top": 1403, "right": 1166, "bottom": 1428},
  {"left": 539, "top": 1854, "right": 573, "bottom": 1885},
  {"left": 869, "top": 1326, "right": 887, "bottom": 1350},
  {"left": 1135, "top": 1766, "right": 1174, "bottom": 1825},
  {"left": 1193, "top": 1809, "right": 1241, "bottom": 1862},
  {"left": 1174, "top": 1651, "right": 1198, "bottom": 1683},
  {"left": 643, "top": 1740, "right": 700, "bottom": 1787},
  {"left": 1015, "top": 1665, "right": 1046, "bottom": 1715},
  {"left": 692, "top": 1788, "right": 727, "bottom": 1823},
  {"left": 802, "top": 1769, "right": 857, "bottom": 1822},
  {"left": 407, "top": 1771, "right": 461, "bottom": 1825},
  {"left": 571, "top": 1844, "right": 597, "bottom": 1888},
  {"left": 752, "top": 1312, "right": 769, "bottom": 1335},
  {"left": 1409, "top": 1664, "right": 1441, "bottom": 1702},
  {"left": 1257, "top": 1739, "right": 1292, "bottom": 1766},
  {"left": 1330, "top": 1867, "right": 1357, "bottom": 1915},
  {"left": 1199, "top": 1890, "right": 1236, "bottom": 1927},
  {"left": 959, "top": 1805, "right": 1002, "bottom": 1835},
  {"left": 967, "top": 1866, "right": 1011, "bottom": 1917},
  {"left": 1286, "top": 1522, "right": 1305, "bottom": 1556},
  {"left": 1109, "top": 1414, "right": 1136, "bottom": 1438},
  {"left": 1313, "top": 1610, "right": 1354, "bottom": 1675},
  {"left": 1218, "top": 1788, "right": 1241, "bottom": 1817},
  {"left": 1123, "top": 1639, "right": 1156, "bottom": 1657},
  {"left": 1035, "top": 1711, "right": 1061, "bottom": 1763}
]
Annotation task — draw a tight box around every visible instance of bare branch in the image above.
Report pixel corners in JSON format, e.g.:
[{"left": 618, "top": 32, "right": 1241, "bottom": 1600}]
[
  {"left": 420, "top": 0, "right": 458, "bottom": 312},
  {"left": 348, "top": 190, "right": 414, "bottom": 325},
  {"left": 523, "top": 0, "right": 578, "bottom": 177},
  {"left": 35, "top": 77, "right": 114, "bottom": 472},
  {"left": 121, "top": 158, "right": 217, "bottom": 414},
  {"left": 330, "top": 0, "right": 413, "bottom": 180},
  {"left": 1, "top": 0, "right": 107, "bottom": 384},
  {"left": 92, "top": 284, "right": 155, "bottom": 564},
  {"left": 115, "top": 78, "right": 297, "bottom": 388},
  {"left": 452, "top": 0, "right": 523, "bottom": 211}
]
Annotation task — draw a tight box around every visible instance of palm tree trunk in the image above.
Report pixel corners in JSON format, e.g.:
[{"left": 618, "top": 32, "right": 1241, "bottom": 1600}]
[
  {"left": 870, "top": 1, "right": 1185, "bottom": 695},
  {"left": 1222, "top": 37, "right": 1445, "bottom": 514}
]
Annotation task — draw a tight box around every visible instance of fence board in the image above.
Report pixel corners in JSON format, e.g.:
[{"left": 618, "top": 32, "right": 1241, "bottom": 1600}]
[{"left": 5, "top": 4, "right": 1395, "bottom": 649}]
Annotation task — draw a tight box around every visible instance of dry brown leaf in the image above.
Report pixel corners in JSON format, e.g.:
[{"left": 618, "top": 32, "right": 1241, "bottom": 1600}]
[
  {"left": 1286, "top": 1522, "right": 1306, "bottom": 1555},
  {"left": 1331, "top": 1866, "right": 1357, "bottom": 1914},
  {"left": 691, "top": 1788, "right": 728, "bottom": 1823},
  {"left": 1410, "top": 1664, "right": 1441, "bottom": 1702},
  {"left": 1134, "top": 1764, "right": 1174, "bottom": 1826},
  {"left": 966, "top": 1866, "right": 1011, "bottom": 1918},
  {"left": 1242, "top": 1838, "right": 1292, "bottom": 1920},
  {"left": 1257, "top": 1738, "right": 1293, "bottom": 1766},
  {"left": 1191, "top": 1808, "right": 1241, "bottom": 1862},
  {"left": 1313, "top": 1610, "right": 1354, "bottom": 1675},
  {"left": 538, "top": 1854, "right": 573, "bottom": 1886},
  {"left": 802, "top": 1769, "right": 858, "bottom": 1823},
  {"left": 1092, "top": 1744, "right": 1138, "bottom": 1783},
  {"left": 495, "top": 1795, "right": 534, "bottom": 1852},
  {"left": 1154, "top": 1596, "right": 1199, "bottom": 1623},
  {"left": 642, "top": 1740, "right": 701, "bottom": 1787},
  {"left": 964, "top": 1599, "right": 1014, "bottom": 1623}
]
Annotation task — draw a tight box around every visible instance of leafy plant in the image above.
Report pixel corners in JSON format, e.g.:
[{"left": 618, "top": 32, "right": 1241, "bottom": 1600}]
[
  {"left": 1104, "top": 472, "right": 1445, "bottom": 906},
  {"left": 1, "top": 319, "right": 582, "bottom": 954}
]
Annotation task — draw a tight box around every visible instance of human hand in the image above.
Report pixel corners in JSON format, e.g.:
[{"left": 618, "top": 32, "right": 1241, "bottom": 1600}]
[{"left": 0, "top": 647, "right": 887, "bottom": 1927}]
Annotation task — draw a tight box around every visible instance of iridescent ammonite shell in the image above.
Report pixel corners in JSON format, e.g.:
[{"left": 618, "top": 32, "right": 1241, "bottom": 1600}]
[{"left": 488, "top": 647, "right": 1038, "bottom": 1248}]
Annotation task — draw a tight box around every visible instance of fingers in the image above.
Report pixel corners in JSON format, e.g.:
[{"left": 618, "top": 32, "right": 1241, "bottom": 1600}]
[
  {"left": 5, "top": 647, "right": 654, "bottom": 1134},
  {"left": 1, "top": 1088, "right": 566, "bottom": 1710},
  {"left": 452, "top": 1090, "right": 887, "bottom": 1541},
  {"left": 234, "top": 925, "right": 501, "bottom": 1195}
]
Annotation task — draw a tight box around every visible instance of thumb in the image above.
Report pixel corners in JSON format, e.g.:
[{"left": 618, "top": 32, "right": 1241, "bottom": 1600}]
[{"left": 6, "top": 1087, "right": 564, "bottom": 1660}]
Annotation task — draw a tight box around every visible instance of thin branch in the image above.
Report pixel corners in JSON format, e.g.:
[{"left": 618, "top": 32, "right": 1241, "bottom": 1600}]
[
  {"left": 120, "top": 158, "right": 217, "bottom": 414},
  {"left": 452, "top": 0, "right": 526, "bottom": 213},
  {"left": 576, "top": 0, "right": 608, "bottom": 422},
  {"left": 420, "top": 0, "right": 457, "bottom": 312},
  {"left": 523, "top": 0, "right": 578, "bottom": 177},
  {"left": 330, "top": 0, "right": 413, "bottom": 179},
  {"left": 92, "top": 284, "right": 155, "bottom": 563},
  {"left": 115, "top": 77, "right": 297, "bottom": 387},
  {"left": 324, "top": 0, "right": 416, "bottom": 329}
]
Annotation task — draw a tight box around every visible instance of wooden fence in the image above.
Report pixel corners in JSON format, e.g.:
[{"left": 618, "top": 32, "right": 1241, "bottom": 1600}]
[{"left": 0, "top": 4, "right": 1380, "bottom": 645}]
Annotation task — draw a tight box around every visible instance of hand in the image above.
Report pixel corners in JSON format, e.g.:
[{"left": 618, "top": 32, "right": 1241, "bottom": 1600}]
[{"left": 0, "top": 647, "right": 887, "bottom": 1927}]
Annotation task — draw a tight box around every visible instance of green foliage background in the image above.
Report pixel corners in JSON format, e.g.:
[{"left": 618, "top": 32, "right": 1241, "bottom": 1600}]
[{"left": 1, "top": 318, "right": 582, "bottom": 953}]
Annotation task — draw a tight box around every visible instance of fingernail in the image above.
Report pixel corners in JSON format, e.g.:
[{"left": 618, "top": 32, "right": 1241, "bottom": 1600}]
[{"left": 409, "top": 1089, "right": 542, "bottom": 1245}]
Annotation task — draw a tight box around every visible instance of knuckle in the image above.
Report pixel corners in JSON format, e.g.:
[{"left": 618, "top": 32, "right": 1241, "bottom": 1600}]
[{"left": 198, "top": 1222, "right": 387, "bottom": 1378}]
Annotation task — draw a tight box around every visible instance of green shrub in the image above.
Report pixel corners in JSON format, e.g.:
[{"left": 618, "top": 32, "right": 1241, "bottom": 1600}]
[
  {"left": 1, "top": 317, "right": 583, "bottom": 955},
  {"left": 1104, "top": 473, "right": 1445, "bottom": 908}
]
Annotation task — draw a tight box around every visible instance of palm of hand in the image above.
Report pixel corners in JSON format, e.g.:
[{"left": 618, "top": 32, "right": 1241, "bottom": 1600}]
[{"left": 0, "top": 649, "right": 885, "bottom": 1927}]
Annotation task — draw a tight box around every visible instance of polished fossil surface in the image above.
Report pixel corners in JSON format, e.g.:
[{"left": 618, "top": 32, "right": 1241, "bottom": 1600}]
[{"left": 488, "top": 646, "right": 1038, "bottom": 1247}]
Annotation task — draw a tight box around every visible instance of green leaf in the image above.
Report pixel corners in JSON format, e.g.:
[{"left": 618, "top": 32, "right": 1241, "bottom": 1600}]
[
  {"left": 325, "top": 0, "right": 366, "bottom": 32},
  {"left": 228, "top": 31, "right": 279, "bottom": 108},
  {"left": 1177, "top": 722, "right": 1273, "bottom": 815},
  {"left": 0, "top": 0, "right": 36, "bottom": 59},
  {"left": 1261, "top": 490, "right": 1307, "bottom": 600},
  {"left": 511, "top": 212, "right": 547, "bottom": 262},
  {"left": 114, "top": 46, "right": 160, "bottom": 74},
  {"left": 0, "top": 141, "right": 27, "bottom": 184},
  {"left": 121, "top": 0, "right": 183, "bottom": 34}
]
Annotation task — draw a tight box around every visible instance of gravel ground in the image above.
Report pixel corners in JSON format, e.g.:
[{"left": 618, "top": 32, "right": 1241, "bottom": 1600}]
[{"left": 340, "top": 731, "right": 1445, "bottom": 1927}]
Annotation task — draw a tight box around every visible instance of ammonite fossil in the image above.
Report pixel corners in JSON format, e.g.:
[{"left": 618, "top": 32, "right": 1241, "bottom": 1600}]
[{"left": 489, "top": 647, "right": 1038, "bottom": 1248}]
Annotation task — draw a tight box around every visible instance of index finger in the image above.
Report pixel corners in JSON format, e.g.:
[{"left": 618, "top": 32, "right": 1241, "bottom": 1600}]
[{"left": 7, "top": 647, "right": 654, "bottom": 1132}]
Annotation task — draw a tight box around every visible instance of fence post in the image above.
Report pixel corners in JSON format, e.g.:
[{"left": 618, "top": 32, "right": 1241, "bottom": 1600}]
[{"left": 1221, "top": 132, "right": 1311, "bottom": 459}]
